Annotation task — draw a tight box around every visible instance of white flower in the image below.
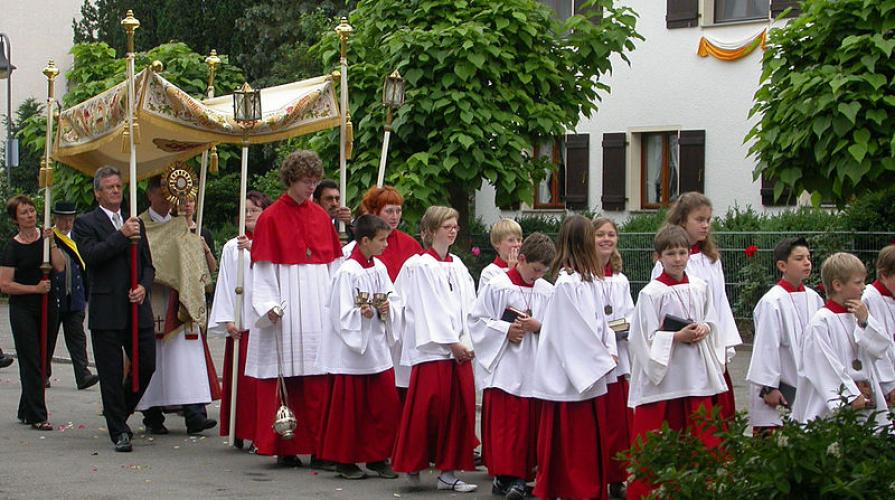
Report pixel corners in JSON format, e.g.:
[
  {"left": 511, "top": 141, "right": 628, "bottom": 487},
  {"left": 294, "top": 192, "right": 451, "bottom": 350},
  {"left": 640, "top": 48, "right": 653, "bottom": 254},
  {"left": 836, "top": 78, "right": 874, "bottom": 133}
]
[
  {"left": 775, "top": 433, "right": 790, "bottom": 448},
  {"left": 826, "top": 442, "right": 841, "bottom": 458}
]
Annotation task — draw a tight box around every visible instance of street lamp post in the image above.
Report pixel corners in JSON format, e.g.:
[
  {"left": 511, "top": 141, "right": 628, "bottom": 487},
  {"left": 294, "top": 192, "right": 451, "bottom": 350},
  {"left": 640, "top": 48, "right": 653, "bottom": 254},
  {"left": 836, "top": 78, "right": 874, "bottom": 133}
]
[
  {"left": 376, "top": 69, "right": 405, "bottom": 187},
  {"left": 0, "top": 33, "right": 18, "bottom": 187}
]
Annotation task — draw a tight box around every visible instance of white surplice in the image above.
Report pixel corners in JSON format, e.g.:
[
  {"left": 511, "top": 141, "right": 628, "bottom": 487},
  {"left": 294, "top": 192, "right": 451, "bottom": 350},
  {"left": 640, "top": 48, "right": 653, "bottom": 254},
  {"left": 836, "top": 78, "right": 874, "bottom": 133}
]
[
  {"left": 792, "top": 307, "right": 893, "bottom": 426},
  {"left": 478, "top": 262, "right": 508, "bottom": 292},
  {"left": 394, "top": 252, "right": 477, "bottom": 367},
  {"left": 601, "top": 272, "right": 636, "bottom": 381},
  {"left": 652, "top": 252, "right": 742, "bottom": 359},
  {"left": 745, "top": 283, "right": 823, "bottom": 427},
  {"left": 316, "top": 257, "right": 403, "bottom": 375},
  {"left": 468, "top": 272, "right": 554, "bottom": 397},
  {"left": 208, "top": 237, "right": 257, "bottom": 337},
  {"left": 136, "top": 284, "right": 211, "bottom": 409},
  {"left": 627, "top": 276, "right": 727, "bottom": 408},
  {"left": 862, "top": 285, "right": 895, "bottom": 396},
  {"left": 531, "top": 270, "right": 618, "bottom": 402},
  {"left": 249, "top": 262, "right": 335, "bottom": 379}
]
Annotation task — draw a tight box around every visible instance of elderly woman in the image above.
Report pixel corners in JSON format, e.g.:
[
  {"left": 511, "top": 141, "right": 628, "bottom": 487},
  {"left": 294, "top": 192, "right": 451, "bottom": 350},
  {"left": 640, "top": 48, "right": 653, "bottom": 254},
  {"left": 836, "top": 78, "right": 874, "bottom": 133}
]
[{"left": 0, "top": 195, "right": 65, "bottom": 430}]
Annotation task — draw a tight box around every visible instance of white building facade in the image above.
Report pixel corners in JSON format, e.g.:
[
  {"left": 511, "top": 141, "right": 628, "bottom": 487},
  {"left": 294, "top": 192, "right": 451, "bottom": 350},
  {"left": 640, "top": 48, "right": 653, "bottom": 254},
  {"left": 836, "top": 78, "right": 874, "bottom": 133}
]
[{"left": 475, "top": 0, "right": 800, "bottom": 224}]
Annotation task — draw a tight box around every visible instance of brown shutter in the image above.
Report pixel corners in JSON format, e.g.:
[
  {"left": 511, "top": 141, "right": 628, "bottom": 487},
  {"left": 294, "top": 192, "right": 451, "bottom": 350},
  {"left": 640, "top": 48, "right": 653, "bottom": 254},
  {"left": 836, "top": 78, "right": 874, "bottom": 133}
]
[
  {"left": 601, "top": 132, "right": 626, "bottom": 211},
  {"left": 771, "top": 0, "right": 801, "bottom": 18},
  {"left": 678, "top": 130, "right": 705, "bottom": 193},
  {"left": 760, "top": 173, "right": 796, "bottom": 206},
  {"left": 564, "top": 134, "right": 589, "bottom": 210},
  {"left": 667, "top": 0, "right": 699, "bottom": 29}
]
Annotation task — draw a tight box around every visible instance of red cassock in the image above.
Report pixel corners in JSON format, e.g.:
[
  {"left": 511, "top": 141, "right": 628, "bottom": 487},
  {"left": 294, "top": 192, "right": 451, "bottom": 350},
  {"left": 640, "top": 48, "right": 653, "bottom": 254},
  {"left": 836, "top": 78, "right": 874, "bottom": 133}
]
[
  {"left": 391, "top": 360, "right": 479, "bottom": 472},
  {"left": 535, "top": 398, "right": 608, "bottom": 500},
  {"left": 218, "top": 332, "right": 256, "bottom": 441},
  {"left": 627, "top": 396, "right": 721, "bottom": 500},
  {"left": 378, "top": 229, "right": 423, "bottom": 282},
  {"left": 317, "top": 369, "right": 401, "bottom": 464},
  {"left": 481, "top": 388, "right": 540, "bottom": 480},
  {"left": 596, "top": 378, "right": 634, "bottom": 484},
  {"left": 251, "top": 375, "right": 332, "bottom": 456},
  {"left": 714, "top": 369, "right": 737, "bottom": 420}
]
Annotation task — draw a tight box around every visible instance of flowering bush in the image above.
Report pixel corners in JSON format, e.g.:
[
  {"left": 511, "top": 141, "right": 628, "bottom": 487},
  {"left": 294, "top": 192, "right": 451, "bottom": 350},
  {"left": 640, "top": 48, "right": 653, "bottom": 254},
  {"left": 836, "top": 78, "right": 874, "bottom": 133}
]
[
  {"left": 626, "top": 407, "right": 895, "bottom": 499},
  {"left": 744, "top": 245, "right": 759, "bottom": 258}
]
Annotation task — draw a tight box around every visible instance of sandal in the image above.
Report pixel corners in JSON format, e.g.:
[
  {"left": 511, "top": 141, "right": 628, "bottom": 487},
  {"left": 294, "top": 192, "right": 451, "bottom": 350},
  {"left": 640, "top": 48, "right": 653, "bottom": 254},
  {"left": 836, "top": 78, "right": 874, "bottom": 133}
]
[{"left": 30, "top": 422, "right": 53, "bottom": 431}]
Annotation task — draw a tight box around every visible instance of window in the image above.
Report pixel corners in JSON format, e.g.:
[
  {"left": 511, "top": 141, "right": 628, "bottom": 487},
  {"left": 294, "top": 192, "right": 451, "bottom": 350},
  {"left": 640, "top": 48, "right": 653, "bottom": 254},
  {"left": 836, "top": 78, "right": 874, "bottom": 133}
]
[
  {"left": 641, "top": 132, "right": 679, "bottom": 209},
  {"left": 714, "top": 0, "right": 769, "bottom": 23},
  {"left": 541, "top": 0, "right": 573, "bottom": 21},
  {"left": 534, "top": 139, "right": 565, "bottom": 209}
]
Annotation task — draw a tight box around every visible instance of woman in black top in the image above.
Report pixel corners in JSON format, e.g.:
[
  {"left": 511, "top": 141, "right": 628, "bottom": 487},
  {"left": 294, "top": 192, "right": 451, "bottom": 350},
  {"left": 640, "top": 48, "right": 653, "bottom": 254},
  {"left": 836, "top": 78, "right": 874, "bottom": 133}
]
[{"left": 0, "top": 195, "right": 65, "bottom": 430}]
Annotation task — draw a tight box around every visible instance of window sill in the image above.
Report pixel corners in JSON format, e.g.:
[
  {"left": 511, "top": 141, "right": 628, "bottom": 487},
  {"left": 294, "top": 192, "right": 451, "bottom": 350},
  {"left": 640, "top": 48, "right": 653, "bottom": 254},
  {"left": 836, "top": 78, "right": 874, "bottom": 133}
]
[
  {"left": 701, "top": 17, "right": 770, "bottom": 29},
  {"left": 521, "top": 208, "right": 567, "bottom": 217}
]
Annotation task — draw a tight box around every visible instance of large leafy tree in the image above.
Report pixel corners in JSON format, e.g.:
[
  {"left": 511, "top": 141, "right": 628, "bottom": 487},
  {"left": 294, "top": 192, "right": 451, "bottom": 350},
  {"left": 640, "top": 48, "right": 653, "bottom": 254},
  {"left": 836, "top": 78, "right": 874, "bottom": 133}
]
[
  {"left": 747, "top": 0, "right": 895, "bottom": 206},
  {"left": 305, "top": 0, "right": 641, "bottom": 226}
]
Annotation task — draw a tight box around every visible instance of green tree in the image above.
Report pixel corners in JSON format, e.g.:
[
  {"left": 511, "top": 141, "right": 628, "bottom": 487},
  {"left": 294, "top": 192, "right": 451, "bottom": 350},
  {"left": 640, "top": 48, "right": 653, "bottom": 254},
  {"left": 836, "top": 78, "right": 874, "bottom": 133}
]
[
  {"left": 73, "top": 0, "right": 244, "bottom": 61},
  {"left": 747, "top": 0, "right": 895, "bottom": 206},
  {"left": 305, "top": 0, "right": 641, "bottom": 229}
]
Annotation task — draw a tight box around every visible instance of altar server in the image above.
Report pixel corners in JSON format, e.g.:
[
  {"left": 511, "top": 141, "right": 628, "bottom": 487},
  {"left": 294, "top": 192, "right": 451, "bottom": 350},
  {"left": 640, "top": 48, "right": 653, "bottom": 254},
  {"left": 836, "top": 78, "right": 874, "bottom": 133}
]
[
  {"left": 651, "top": 192, "right": 741, "bottom": 420},
  {"left": 861, "top": 245, "right": 895, "bottom": 409},
  {"left": 469, "top": 232, "right": 555, "bottom": 499},
  {"left": 592, "top": 216, "right": 636, "bottom": 498},
  {"left": 628, "top": 225, "right": 727, "bottom": 500},
  {"left": 317, "top": 215, "right": 402, "bottom": 480},
  {"left": 793, "top": 253, "right": 894, "bottom": 426},
  {"left": 249, "top": 150, "right": 342, "bottom": 467},
  {"left": 478, "top": 218, "right": 523, "bottom": 291},
  {"left": 745, "top": 237, "right": 823, "bottom": 433},
  {"left": 531, "top": 215, "right": 617, "bottom": 500},
  {"left": 391, "top": 206, "right": 479, "bottom": 493}
]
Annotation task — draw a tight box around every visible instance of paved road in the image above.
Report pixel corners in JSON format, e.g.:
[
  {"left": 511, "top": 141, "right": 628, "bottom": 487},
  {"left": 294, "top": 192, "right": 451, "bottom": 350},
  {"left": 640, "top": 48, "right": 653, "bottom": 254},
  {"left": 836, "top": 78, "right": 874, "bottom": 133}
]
[{"left": 0, "top": 303, "right": 752, "bottom": 498}]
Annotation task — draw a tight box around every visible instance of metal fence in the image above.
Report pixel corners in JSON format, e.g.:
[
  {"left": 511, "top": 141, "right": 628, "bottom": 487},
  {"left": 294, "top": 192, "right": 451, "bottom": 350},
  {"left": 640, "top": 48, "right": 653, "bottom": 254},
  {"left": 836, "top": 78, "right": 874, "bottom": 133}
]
[{"left": 467, "top": 231, "right": 895, "bottom": 326}]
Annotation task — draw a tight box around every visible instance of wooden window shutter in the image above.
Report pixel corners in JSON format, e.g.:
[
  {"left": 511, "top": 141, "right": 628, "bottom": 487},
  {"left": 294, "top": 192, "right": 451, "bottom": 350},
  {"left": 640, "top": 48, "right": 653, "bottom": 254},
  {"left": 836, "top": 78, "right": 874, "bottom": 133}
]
[
  {"left": 771, "top": 0, "right": 801, "bottom": 18},
  {"left": 666, "top": 0, "right": 699, "bottom": 29},
  {"left": 678, "top": 130, "right": 705, "bottom": 194},
  {"left": 600, "top": 132, "right": 626, "bottom": 211},
  {"left": 564, "top": 134, "right": 589, "bottom": 209},
  {"left": 760, "top": 173, "right": 796, "bottom": 206}
]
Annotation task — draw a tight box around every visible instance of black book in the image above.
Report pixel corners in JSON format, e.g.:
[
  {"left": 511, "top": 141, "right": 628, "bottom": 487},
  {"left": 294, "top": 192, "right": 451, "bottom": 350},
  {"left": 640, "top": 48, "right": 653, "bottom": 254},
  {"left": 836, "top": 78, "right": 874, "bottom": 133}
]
[
  {"left": 501, "top": 306, "right": 528, "bottom": 323},
  {"left": 660, "top": 314, "right": 693, "bottom": 332},
  {"left": 779, "top": 382, "right": 796, "bottom": 407}
]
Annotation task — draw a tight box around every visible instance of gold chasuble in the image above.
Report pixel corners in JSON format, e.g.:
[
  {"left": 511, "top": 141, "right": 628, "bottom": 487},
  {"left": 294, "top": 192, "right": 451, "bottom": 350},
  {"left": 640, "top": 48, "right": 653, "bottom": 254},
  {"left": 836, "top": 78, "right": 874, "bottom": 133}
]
[{"left": 139, "top": 213, "right": 210, "bottom": 339}]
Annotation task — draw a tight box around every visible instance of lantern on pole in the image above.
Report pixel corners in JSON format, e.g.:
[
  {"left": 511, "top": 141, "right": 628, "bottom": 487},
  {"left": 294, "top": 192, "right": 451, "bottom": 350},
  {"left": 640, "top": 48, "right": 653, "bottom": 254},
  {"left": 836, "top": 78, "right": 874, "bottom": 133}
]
[
  {"left": 229, "top": 82, "right": 261, "bottom": 447},
  {"left": 377, "top": 69, "right": 406, "bottom": 187}
]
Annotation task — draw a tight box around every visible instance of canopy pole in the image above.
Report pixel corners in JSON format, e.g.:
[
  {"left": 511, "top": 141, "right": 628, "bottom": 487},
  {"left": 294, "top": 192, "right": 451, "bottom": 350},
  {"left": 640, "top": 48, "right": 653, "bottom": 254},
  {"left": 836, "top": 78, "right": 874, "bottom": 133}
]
[
  {"left": 336, "top": 18, "right": 353, "bottom": 238},
  {"left": 122, "top": 10, "right": 141, "bottom": 393},
  {"left": 39, "top": 60, "right": 59, "bottom": 404},
  {"left": 196, "top": 50, "right": 220, "bottom": 236}
]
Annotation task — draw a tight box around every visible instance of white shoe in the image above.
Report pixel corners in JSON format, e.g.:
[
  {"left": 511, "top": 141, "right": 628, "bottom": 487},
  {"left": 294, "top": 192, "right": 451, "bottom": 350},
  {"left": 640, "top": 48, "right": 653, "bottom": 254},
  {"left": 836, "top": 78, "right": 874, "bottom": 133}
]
[{"left": 437, "top": 476, "right": 478, "bottom": 493}]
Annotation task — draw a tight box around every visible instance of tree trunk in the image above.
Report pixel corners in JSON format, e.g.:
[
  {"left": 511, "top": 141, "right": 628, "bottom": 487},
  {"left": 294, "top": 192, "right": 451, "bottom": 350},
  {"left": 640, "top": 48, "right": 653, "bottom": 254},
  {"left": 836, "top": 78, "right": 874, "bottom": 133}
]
[{"left": 447, "top": 182, "right": 472, "bottom": 250}]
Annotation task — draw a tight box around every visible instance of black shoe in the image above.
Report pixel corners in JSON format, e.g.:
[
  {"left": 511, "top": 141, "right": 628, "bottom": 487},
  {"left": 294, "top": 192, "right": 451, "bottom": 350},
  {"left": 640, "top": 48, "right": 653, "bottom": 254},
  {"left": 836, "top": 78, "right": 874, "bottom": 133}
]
[
  {"left": 0, "top": 354, "right": 13, "bottom": 368},
  {"left": 146, "top": 423, "right": 169, "bottom": 435},
  {"left": 277, "top": 455, "right": 302, "bottom": 467},
  {"left": 506, "top": 479, "right": 527, "bottom": 500},
  {"left": 492, "top": 477, "right": 511, "bottom": 496},
  {"left": 365, "top": 460, "right": 398, "bottom": 479},
  {"left": 114, "top": 433, "right": 132, "bottom": 452},
  {"left": 336, "top": 463, "right": 367, "bottom": 480},
  {"left": 44, "top": 379, "right": 51, "bottom": 389},
  {"left": 77, "top": 374, "right": 100, "bottom": 390},
  {"left": 186, "top": 418, "right": 217, "bottom": 435},
  {"left": 609, "top": 482, "right": 626, "bottom": 499},
  {"left": 309, "top": 456, "right": 337, "bottom": 471},
  {"left": 233, "top": 438, "right": 244, "bottom": 450}
]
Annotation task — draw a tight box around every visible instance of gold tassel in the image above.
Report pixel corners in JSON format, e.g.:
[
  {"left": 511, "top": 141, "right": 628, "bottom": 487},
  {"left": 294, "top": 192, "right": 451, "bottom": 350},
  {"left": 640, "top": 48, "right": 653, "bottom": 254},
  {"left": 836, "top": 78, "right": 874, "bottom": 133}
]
[
  {"left": 346, "top": 113, "right": 354, "bottom": 160},
  {"left": 44, "top": 167, "right": 53, "bottom": 187},
  {"left": 209, "top": 146, "right": 219, "bottom": 174},
  {"left": 121, "top": 128, "right": 130, "bottom": 153},
  {"left": 132, "top": 119, "right": 141, "bottom": 145},
  {"left": 38, "top": 159, "right": 47, "bottom": 188}
]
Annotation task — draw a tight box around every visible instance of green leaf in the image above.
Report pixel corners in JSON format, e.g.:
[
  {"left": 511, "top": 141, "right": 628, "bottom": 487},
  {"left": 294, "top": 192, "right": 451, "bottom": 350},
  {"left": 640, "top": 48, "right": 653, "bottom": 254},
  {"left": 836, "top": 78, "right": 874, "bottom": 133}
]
[
  {"left": 454, "top": 133, "right": 475, "bottom": 149},
  {"left": 468, "top": 53, "right": 486, "bottom": 69},
  {"left": 864, "top": 73, "right": 887, "bottom": 91},
  {"left": 455, "top": 61, "right": 476, "bottom": 81},
  {"left": 853, "top": 128, "right": 871, "bottom": 145},
  {"left": 812, "top": 116, "right": 831, "bottom": 138},
  {"left": 848, "top": 143, "right": 867, "bottom": 163},
  {"left": 838, "top": 102, "right": 861, "bottom": 125},
  {"left": 405, "top": 68, "right": 425, "bottom": 85}
]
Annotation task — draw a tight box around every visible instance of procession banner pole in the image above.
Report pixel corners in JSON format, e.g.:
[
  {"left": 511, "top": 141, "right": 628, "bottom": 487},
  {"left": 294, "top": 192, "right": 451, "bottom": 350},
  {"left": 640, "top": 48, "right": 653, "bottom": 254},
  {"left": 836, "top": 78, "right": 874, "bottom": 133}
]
[
  {"left": 122, "top": 10, "right": 141, "bottom": 393},
  {"left": 376, "top": 108, "right": 392, "bottom": 188},
  {"left": 196, "top": 50, "right": 220, "bottom": 235},
  {"left": 335, "top": 18, "right": 353, "bottom": 236},
  {"left": 39, "top": 60, "right": 59, "bottom": 400}
]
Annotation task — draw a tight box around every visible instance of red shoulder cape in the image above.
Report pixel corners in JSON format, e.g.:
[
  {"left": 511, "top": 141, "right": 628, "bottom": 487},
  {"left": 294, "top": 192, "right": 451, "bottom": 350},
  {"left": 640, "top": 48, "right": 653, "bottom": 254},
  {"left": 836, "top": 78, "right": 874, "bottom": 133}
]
[
  {"left": 251, "top": 194, "right": 342, "bottom": 265},
  {"left": 379, "top": 229, "right": 423, "bottom": 281}
]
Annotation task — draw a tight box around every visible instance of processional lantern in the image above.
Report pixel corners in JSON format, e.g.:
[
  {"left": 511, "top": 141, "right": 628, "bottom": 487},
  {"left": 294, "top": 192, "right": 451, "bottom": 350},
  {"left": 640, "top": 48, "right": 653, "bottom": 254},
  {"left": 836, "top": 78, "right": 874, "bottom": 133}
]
[
  {"left": 233, "top": 82, "right": 262, "bottom": 125},
  {"left": 382, "top": 69, "right": 405, "bottom": 110}
]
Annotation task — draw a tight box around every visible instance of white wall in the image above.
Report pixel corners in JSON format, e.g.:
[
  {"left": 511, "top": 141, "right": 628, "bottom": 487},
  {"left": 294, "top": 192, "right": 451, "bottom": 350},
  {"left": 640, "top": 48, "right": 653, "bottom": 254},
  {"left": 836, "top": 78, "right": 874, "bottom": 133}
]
[
  {"left": 0, "top": 0, "right": 83, "bottom": 142},
  {"left": 475, "top": 0, "right": 780, "bottom": 225}
]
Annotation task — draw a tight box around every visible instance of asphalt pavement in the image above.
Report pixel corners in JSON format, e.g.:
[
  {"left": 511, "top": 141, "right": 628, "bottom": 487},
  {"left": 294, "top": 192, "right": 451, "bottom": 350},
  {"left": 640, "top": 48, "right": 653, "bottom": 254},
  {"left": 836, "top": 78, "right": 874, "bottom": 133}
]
[{"left": 0, "top": 302, "right": 752, "bottom": 499}]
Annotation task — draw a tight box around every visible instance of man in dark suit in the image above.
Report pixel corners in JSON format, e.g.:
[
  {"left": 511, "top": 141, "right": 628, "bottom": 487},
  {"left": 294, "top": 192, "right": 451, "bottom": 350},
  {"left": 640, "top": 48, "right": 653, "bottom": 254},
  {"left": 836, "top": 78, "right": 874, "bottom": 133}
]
[{"left": 73, "top": 166, "right": 156, "bottom": 453}]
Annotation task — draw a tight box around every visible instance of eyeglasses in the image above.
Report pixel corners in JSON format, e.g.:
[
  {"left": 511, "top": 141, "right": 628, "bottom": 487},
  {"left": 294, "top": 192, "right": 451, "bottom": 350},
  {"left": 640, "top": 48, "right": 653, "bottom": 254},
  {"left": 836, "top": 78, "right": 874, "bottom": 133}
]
[{"left": 440, "top": 224, "right": 460, "bottom": 232}]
